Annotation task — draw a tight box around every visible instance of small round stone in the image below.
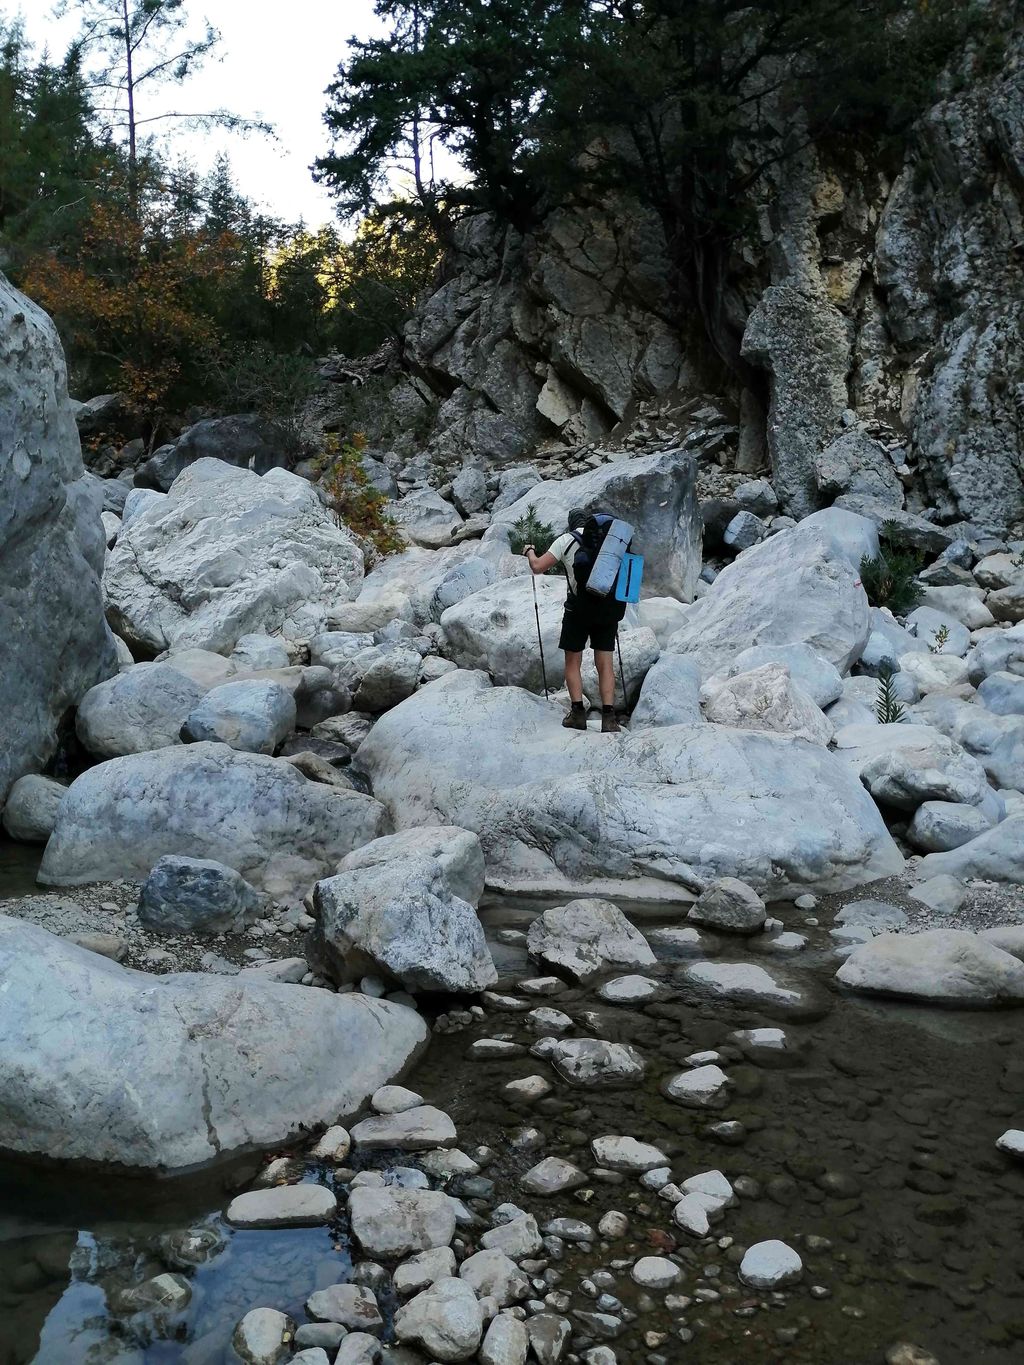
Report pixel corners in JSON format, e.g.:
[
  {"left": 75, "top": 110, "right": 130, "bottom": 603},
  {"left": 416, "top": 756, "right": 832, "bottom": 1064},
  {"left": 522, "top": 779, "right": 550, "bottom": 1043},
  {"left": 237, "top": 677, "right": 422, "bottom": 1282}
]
[
  {"left": 885, "top": 1346, "right": 941, "bottom": 1365},
  {"left": 598, "top": 1210, "right": 630, "bottom": 1239},
  {"left": 739, "top": 1239, "right": 803, "bottom": 1289},
  {"left": 631, "top": 1256, "right": 680, "bottom": 1290}
]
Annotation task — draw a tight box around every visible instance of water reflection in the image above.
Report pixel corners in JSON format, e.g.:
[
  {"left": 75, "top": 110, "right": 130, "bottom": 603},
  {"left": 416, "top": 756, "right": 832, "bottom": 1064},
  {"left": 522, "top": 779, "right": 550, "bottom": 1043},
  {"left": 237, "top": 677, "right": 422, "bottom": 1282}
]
[{"left": 0, "top": 1153, "right": 352, "bottom": 1364}]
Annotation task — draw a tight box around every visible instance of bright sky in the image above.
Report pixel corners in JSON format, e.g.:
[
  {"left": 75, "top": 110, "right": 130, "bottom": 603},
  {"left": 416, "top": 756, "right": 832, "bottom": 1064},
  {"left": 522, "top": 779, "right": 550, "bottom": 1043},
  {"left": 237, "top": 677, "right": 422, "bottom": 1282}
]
[{"left": 18, "top": 0, "right": 382, "bottom": 227}]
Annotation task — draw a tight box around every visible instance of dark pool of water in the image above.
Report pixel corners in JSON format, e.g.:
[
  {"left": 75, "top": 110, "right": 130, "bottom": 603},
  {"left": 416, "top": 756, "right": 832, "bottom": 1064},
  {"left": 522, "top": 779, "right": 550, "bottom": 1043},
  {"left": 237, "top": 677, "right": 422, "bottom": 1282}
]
[
  {"left": 1, "top": 893, "right": 1023, "bottom": 1362},
  {"left": 0, "top": 840, "right": 42, "bottom": 900}
]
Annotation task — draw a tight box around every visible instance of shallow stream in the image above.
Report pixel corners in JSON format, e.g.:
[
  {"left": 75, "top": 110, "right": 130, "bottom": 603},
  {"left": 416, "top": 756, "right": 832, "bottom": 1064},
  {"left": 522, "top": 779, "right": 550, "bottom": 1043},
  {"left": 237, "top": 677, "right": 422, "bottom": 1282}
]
[{"left": 1, "top": 883, "right": 1023, "bottom": 1363}]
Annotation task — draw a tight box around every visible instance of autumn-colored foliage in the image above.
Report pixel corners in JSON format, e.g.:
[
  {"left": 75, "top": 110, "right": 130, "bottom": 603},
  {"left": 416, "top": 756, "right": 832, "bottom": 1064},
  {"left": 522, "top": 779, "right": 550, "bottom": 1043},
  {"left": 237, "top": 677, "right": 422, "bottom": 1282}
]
[
  {"left": 313, "top": 432, "right": 403, "bottom": 562},
  {"left": 20, "top": 191, "right": 234, "bottom": 414}
]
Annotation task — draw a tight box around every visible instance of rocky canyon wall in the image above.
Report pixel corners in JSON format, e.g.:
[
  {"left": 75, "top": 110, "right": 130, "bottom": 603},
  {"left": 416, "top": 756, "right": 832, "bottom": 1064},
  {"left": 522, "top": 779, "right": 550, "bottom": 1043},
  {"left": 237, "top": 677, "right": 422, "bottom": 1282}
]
[
  {"left": 372, "top": 29, "right": 1023, "bottom": 535},
  {"left": 0, "top": 274, "right": 117, "bottom": 802}
]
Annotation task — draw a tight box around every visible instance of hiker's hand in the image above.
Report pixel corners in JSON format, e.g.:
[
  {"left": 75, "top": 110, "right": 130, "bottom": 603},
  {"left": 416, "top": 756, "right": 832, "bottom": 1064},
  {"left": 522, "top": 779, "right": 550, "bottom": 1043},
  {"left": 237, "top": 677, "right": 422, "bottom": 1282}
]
[{"left": 523, "top": 544, "right": 535, "bottom": 557}]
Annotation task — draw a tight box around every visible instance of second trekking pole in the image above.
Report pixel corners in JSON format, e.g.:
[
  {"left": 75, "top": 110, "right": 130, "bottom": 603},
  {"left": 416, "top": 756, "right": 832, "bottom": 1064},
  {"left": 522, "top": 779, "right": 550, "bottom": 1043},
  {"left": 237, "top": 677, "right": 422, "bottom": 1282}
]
[
  {"left": 616, "top": 630, "right": 627, "bottom": 715},
  {"left": 531, "top": 571, "right": 549, "bottom": 700}
]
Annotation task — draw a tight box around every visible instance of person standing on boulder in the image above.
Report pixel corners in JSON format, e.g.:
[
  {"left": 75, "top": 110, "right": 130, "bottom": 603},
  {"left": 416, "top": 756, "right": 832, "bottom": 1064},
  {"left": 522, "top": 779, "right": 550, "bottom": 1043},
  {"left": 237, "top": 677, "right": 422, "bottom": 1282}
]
[{"left": 524, "top": 507, "right": 622, "bottom": 733}]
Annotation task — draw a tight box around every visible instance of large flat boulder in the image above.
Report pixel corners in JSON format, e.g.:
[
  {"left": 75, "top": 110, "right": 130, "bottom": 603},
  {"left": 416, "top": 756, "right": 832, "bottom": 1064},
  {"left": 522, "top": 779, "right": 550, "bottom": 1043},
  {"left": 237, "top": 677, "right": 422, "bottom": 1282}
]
[
  {"left": 0, "top": 917, "right": 427, "bottom": 1171},
  {"left": 39, "top": 742, "right": 388, "bottom": 899},
  {"left": 104, "top": 459, "right": 364, "bottom": 655},
  {"left": 484, "top": 447, "right": 702, "bottom": 600},
  {"left": 666, "top": 510, "right": 874, "bottom": 679},
  {"left": 357, "top": 671, "right": 902, "bottom": 898},
  {"left": 836, "top": 928, "right": 1024, "bottom": 1005},
  {"left": 0, "top": 274, "right": 117, "bottom": 804}
]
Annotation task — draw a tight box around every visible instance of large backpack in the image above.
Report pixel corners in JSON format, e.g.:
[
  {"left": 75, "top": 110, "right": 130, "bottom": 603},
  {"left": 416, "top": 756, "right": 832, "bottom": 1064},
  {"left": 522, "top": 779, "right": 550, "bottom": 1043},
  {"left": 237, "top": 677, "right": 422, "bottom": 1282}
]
[{"left": 568, "top": 513, "right": 629, "bottom": 620}]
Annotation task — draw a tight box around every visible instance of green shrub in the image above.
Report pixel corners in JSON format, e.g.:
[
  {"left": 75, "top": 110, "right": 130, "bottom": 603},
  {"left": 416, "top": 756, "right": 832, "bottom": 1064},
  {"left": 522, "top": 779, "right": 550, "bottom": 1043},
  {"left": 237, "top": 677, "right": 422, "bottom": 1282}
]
[
  {"left": 208, "top": 342, "right": 319, "bottom": 436},
  {"left": 929, "top": 623, "right": 951, "bottom": 655},
  {"left": 860, "top": 522, "right": 924, "bottom": 617},
  {"left": 875, "top": 667, "right": 906, "bottom": 725},
  {"left": 509, "top": 504, "right": 558, "bottom": 561}
]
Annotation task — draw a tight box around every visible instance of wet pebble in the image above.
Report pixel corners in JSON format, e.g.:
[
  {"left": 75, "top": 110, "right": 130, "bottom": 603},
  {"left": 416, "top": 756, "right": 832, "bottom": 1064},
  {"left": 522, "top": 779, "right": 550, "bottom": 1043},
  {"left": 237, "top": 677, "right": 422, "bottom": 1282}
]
[{"left": 631, "top": 1256, "right": 679, "bottom": 1290}]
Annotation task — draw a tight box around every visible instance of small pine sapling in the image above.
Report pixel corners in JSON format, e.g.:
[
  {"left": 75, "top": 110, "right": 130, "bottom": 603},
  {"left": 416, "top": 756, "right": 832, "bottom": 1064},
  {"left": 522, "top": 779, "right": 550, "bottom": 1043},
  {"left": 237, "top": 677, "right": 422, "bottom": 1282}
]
[
  {"left": 875, "top": 666, "right": 906, "bottom": 725},
  {"left": 509, "top": 504, "right": 558, "bottom": 567}
]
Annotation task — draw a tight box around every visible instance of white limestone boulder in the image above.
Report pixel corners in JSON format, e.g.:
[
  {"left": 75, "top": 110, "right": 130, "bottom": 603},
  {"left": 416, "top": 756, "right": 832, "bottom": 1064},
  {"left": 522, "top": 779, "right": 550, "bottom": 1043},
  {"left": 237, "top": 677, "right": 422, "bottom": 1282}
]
[
  {"left": 911, "top": 694, "right": 1024, "bottom": 791},
  {"left": 917, "top": 818, "right": 1024, "bottom": 886},
  {"left": 978, "top": 671, "right": 1024, "bottom": 717},
  {"left": 709, "top": 642, "right": 844, "bottom": 708},
  {"left": 104, "top": 459, "right": 364, "bottom": 655},
  {"left": 39, "top": 742, "right": 387, "bottom": 899},
  {"left": 526, "top": 899, "right": 655, "bottom": 981},
  {"left": 906, "top": 801, "right": 999, "bottom": 852},
  {"left": 630, "top": 655, "right": 703, "bottom": 729},
  {"left": 394, "top": 1277, "right": 483, "bottom": 1362},
  {"left": 836, "top": 927, "right": 1024, "bottom": 1004},
  {"left": 0, "top": 916, "right": 427, "bottom": 1171},
  {"left": 967, "top": 623, "right": 1024, "bottom": 684},
  {"left": 391, "top": 489, "right": 464, "bottom": 548},
  {"left": 348, "top": 1187, "right": 457, "bottom": 1259},
  {"left": 76, "top": 662, "right": 206, "bottom": 758},
  {"left": 441, "top": 575, "right": 566, "bottom": 692},
  {"left": 1, "top": 274, "right": 117, "bottom": 804},
  {"left": 338, "top": 826, "right": 486, "bottom": 905},
  {"left": 309, "top": 856, "right": 497, "bottom": 994},
  {"left": 740, "top": 1241, "right": 803, "bottom": 1289},
  {"left": 181, "top": 678, "right": 296, "bottom": 754},
  {"left": 484, "top": 447, "right": 701, "bottom": 600},
  {"left": 358, "top": 671, "right": 902, "bottom": 898},
  {"left": 833, "top": 722, "right": 995, "bottom": 812},
  {"left": 702, "top": 663, "right": 834, "bottom": 745},
  {"left": 0, "top": 774, "right": 66, "bottom": 843},
  {"left": 667, "top": 509, "right": 874, "bottom": 678}
]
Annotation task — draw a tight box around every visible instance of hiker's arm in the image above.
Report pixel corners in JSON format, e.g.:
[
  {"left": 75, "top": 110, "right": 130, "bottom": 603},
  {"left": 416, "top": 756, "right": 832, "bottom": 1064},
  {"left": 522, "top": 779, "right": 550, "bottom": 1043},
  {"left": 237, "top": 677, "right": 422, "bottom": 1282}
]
[{"left": 524, "top": 546, "right": 557, "bottom": 575}]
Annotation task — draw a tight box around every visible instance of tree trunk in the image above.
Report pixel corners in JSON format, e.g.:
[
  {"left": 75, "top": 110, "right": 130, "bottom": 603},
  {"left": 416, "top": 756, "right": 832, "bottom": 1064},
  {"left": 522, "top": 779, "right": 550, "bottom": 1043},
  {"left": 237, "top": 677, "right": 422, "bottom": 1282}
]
[{"left": 122, "top": 0, "right": 138, "bottom": 220}]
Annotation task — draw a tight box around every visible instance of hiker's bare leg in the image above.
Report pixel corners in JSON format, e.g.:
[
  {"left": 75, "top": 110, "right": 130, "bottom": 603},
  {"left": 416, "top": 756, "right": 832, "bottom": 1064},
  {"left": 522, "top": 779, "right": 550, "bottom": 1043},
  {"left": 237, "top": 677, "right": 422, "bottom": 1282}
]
[
  {"left": 564, "top": 651, "right": 584, "bottom": 704},
  {"left": 595, "top": 650, "right": 615, "bottom": 707}
]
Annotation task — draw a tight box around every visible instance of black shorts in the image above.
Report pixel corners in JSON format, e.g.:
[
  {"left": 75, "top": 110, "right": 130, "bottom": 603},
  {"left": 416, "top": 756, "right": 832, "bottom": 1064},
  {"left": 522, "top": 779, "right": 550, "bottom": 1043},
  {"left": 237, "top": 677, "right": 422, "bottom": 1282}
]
[{"left": 558, "top": 593, "right": 619, "bottom": 653}]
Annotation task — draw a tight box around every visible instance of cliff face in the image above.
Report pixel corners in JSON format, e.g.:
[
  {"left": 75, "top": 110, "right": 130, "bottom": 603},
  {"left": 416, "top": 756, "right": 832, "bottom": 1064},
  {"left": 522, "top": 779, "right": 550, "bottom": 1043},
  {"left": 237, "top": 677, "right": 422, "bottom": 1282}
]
[
  {"left": 401, "top": 203, "right": 692, "bottom": 465},
  {"left": 386, "top": 28, "right": 1023, "bottom": 534},
  {"left": 0, "top": 274, "right": 118, "bottom": 802}
]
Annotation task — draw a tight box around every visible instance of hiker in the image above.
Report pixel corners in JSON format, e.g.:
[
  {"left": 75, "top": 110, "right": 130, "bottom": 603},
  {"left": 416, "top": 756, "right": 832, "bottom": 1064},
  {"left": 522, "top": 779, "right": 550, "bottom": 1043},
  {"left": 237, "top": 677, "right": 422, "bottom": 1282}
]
[{"left": 524, "top": 507, "right": 625, "bottom": 733}]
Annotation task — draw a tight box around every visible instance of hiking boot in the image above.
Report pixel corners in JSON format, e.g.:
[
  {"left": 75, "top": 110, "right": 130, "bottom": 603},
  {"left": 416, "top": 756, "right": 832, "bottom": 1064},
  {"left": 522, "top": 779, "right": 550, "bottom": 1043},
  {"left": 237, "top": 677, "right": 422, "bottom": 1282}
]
[
  {"left": 562, "top": 705, "right": 587, "bottom": 730},
  {"left": 601, "top": 709, "right": 621, "bottom": 734}
]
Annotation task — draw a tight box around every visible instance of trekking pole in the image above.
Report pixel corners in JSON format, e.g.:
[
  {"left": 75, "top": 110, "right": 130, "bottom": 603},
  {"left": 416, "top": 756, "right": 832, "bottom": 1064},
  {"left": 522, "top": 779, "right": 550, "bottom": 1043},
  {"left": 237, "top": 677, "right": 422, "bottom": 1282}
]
[
  {"left": 531, "top": 570, "right": 550, "bottom": 700},
  {"left": 616, "top": 630, "right": 627, "bottom": 714}
]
